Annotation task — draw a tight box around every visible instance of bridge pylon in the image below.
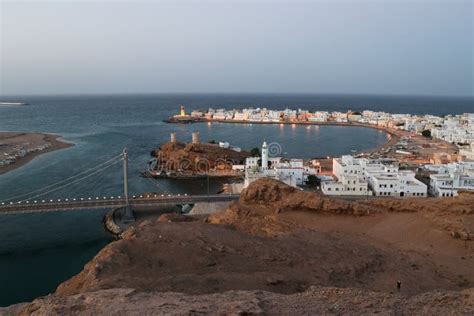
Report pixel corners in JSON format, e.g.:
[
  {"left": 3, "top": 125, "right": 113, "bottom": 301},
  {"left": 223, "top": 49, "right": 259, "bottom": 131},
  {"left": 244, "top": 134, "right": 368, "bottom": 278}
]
[{"left": 122, "top": 147, "right": 135, "bottom": 223}]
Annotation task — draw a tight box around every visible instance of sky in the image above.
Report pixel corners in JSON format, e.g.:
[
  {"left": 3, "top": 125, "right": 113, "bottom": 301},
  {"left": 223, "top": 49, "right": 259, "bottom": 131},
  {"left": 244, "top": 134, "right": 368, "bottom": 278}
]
[{"left": 0, "top": 0, "right": 472, "bottom": 96}]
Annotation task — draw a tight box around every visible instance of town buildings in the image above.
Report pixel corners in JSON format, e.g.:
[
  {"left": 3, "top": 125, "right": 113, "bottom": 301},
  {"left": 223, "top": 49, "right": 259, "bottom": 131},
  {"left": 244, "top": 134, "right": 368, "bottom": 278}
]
[
  {"left": 321, "top": 155, "right": 370, "bottom": 196},
  {"left": 322, "top": 155, "right": 427, "bottom": 197},
  {"left": 169, "top": 106, "right": 474, "bottom": 198},
  {"left": 428, "top": 162, "right": 474, "bottom": 197},
  {"left": 242, "top": 141, "right": 317, "bottom": 188},
  {"left": 173, "top": 106, "right": 473, "bottom": 156}
]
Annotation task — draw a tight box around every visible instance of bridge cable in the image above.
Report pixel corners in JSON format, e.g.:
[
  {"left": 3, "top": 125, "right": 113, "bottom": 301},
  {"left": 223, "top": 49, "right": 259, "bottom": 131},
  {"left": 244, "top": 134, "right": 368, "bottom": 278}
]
[
  {"left": 18, "top": 159, "right": 123, "bottom": 202},
  {"left": 1, "top": 154, "right": 123, "bottom": 202},
  {"left": 143, "top": 175, "right": 172, "bottom": 195},
  {"left": 139, "top": 159, "right": 173, "bottom": 195}
]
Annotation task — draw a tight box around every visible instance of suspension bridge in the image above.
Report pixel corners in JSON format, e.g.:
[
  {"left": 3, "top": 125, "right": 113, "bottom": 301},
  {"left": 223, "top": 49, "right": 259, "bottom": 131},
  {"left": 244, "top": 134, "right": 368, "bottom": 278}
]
[{"left": 0, "top": 149, "right": 239, "bottom": 217}]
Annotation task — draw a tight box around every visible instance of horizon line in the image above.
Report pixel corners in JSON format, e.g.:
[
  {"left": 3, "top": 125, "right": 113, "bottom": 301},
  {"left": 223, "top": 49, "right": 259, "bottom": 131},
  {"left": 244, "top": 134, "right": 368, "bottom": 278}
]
[{"left": 1, "top": 91, "right": 473, "bottom": 99}]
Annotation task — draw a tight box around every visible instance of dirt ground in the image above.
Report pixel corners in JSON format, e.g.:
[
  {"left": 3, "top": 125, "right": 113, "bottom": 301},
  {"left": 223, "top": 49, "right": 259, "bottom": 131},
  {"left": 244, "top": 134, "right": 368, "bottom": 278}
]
[
  {"left": 4, "top": 178, "right": 473, "bottom": 314},
  {"left": 4, "top": 287, "right": 473, "bottom": 315},
  {"left": 54, "top": 179, "right": 473, "bottom": 298}
]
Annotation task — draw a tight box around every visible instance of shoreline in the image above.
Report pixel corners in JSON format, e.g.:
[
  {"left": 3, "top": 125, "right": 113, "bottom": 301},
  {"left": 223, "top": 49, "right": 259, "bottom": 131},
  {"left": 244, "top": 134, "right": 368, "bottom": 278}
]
[
  {"left": 0, "top": 132, "right": 74, "bottom": 175},
  {"left": 166, "top": 118, "right": 400, "bottom": 157}
]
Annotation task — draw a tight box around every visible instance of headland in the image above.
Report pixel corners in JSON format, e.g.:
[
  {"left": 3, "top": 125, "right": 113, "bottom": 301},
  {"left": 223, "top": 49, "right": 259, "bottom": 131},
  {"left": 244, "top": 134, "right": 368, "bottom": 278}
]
[
  {"left": 146, "top": 132, "right": 251, "bottom": 179},
  {"left": 0, "top": 132, "right": 73, "bottom": 175}
]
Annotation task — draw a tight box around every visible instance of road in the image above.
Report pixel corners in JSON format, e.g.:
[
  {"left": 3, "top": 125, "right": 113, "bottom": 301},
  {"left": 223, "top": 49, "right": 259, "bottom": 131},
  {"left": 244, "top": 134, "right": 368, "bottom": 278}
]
[{"left": 0, "top": 194, "right": 240, "bottom": 214}]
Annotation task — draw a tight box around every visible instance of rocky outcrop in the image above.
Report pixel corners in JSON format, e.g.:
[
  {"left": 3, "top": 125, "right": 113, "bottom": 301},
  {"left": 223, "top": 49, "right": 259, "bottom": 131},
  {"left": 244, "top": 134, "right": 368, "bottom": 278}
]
[
  {"left": 210, "top": 178, "right": 474, "bottom": 239},
  {"left": 4, "top": 287, "right": 473, "bottom": 315},
  {"left": 151, "top": 141, "right": 250, "bottom": 173}
]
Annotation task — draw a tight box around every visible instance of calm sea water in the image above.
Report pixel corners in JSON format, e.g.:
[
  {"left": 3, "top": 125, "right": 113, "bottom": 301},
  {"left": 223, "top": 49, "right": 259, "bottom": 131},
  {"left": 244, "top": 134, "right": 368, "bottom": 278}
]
[{"left": 0, "top": 94, "right": 472, "bottom": 306}]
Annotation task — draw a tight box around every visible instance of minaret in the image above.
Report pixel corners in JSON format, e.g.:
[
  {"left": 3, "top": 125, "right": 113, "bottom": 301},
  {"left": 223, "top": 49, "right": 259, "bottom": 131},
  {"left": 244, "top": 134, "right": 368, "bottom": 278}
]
[{"left": 261, "top": 140, "right": 268, "bottom": 169}]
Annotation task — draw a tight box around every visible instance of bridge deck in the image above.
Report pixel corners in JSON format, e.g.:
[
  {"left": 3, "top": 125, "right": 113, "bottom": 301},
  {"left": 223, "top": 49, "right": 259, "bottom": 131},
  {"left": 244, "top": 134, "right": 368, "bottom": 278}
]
[{"left": 0, "top": 194, "right": 240, "bottom": 214}]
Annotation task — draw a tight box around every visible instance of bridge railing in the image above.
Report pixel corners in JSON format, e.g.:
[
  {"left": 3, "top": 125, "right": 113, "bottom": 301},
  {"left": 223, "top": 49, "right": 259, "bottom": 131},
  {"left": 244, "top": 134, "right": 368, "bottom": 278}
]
[{"left": 0, "top": 194, "right": 240, "bottom": 214}]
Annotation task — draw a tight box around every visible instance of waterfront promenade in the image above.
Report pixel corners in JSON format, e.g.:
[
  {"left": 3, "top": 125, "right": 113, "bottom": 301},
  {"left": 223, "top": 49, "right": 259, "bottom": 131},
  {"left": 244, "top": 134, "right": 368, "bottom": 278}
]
[{"left": 166, "top": 108, "right": 462, "bottom": 165}]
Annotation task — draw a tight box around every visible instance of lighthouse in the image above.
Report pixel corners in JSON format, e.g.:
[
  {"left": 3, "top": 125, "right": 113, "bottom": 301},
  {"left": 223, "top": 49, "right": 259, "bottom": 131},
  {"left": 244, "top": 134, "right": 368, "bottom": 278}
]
[
  {"left": 180, "top": 105, "right": 186, "bottom": 117},
  {"left": 261, "top": 140, "right": 269, "bottom": 169}
]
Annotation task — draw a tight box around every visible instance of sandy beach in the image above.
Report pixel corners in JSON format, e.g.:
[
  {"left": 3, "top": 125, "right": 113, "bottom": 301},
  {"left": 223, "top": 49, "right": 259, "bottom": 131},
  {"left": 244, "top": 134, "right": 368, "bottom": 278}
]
[{"left": 0, "top": 132, "right": 73, "bottom": 175}]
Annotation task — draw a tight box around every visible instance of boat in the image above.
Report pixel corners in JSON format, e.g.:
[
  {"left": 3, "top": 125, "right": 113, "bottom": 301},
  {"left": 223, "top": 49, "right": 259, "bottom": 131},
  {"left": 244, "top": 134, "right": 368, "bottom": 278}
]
[{"left": 0, "top": 102, "right": 28, "bottom": 106}]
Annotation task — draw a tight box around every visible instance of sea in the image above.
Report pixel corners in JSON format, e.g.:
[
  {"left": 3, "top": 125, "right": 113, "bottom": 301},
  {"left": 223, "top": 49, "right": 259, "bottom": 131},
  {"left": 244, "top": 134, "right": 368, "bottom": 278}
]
[{"left": 0, "top": 93, "right": 472, "bottom": 306}]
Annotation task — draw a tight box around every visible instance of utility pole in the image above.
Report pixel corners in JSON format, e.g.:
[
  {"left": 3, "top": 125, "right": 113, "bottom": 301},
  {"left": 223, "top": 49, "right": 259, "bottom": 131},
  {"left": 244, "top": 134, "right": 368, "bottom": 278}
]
[{"left": 123, "top": 148, "right": 134, "bottom": 222}]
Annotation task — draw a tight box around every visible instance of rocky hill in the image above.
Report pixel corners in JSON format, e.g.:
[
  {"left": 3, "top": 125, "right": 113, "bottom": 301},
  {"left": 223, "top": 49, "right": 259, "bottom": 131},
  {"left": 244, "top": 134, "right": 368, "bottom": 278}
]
[
  {"left": 3, "top": 179, "right": 473, "bottom": 314},
  {"left": 210, "top": 178, "right": 473, "bottom": 239},
  {"left": 151, "top": 141, "right": 250, "bottom": 173}
]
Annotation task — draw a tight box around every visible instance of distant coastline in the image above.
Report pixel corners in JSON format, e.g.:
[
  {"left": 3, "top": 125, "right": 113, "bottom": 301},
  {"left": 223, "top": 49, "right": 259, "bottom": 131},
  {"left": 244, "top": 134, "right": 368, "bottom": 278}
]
[{"left": 0, "top": 132, "right": 73, "bottom": 175}]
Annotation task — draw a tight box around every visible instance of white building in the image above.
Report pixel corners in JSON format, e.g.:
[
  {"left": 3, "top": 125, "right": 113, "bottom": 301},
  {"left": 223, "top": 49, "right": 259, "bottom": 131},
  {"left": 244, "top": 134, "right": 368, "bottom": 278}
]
[
  {"left": 429, "top": 162, "right": 474, "bottom": 197},
  {"left": 243, "top": 141, "right": 305, "bottom": 188},
  {"left": 322, "top": 155, "right": 427, "bottom": 197},
  {"left": 322, "top": 156, "right": 370, "bottom": 196},
  {"left": 233, "top": 112, "right": 249, "bottom": 121},
  {"left": 213, "top": 109, "right": 227, "bottom": 120},
  {"left": 191, "top": 110, "right": 204, "bottom": 117},
  {"left": 321, "top": 174, "right": 369, "bottom": 196},
  {"left": 267, "top": 110, "right": 282, "bottom": 122},
  {"left": 460, "top": 143, "right": 474, "bottom": 161},
  {"left": 368, "top": 170, "right": 427, "bottom": 197},
  {"left": 308, "top": 111, "right": 329, "bottom": 122}
]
